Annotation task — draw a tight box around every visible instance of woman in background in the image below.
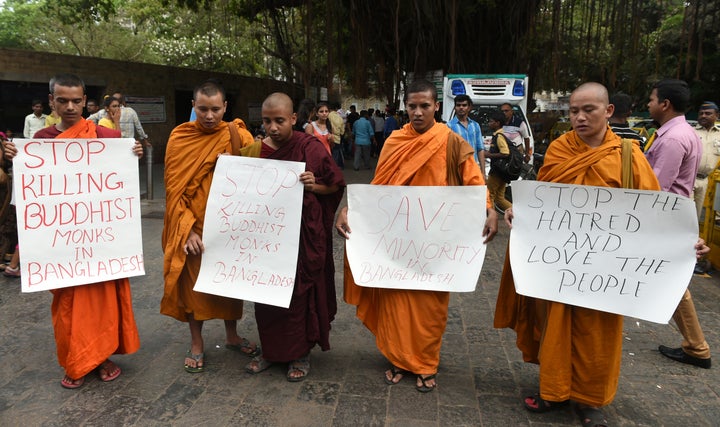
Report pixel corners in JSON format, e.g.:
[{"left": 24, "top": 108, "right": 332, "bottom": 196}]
[
  {"left": 294, "top": 99, "right": 316, "bottom": 132},
  {"left": 98, "top": 96, "right": 121, "bottom": 130},
  {"left": 306, "top": 101, "right": 333, "bottom": 154}
]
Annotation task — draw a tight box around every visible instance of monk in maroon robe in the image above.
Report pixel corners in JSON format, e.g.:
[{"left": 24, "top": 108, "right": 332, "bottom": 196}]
[{"left": 244, "top": 93, "right": 345, "bottom": 381}]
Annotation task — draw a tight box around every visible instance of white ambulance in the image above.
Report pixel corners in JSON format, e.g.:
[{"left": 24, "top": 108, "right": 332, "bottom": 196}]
[{"left": 441, "top": 74, "right": 534, "bottom": 151}]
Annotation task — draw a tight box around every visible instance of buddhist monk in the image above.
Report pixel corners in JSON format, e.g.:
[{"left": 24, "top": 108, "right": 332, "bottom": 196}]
[
  {"left": 243, "top": 92, "right": 345, "bottom": 381},
  {"left": 335, "top": 79, "right": 498, "bottom": 393},
  {"left": 3, "top": 73, "right": 144, "bottom": 389},
  {"left": 493, "top": 82, "right": 660, "bottom": 426},
  {"left": 161, "top": 80, "right": 258, "bottom": 373}
]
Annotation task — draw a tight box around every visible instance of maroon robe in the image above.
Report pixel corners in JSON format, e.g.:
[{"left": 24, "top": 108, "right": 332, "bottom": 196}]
[{"left": 255, "top": 131, "right": 345, "bottom": 362}]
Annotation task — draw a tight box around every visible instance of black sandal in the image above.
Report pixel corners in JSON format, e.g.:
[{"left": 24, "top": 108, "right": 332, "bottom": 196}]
[
  {"left": 575, "top": 405, "right": 608, "bottom": 427},
  {"left": 416, "top": 374, "right": 437, "bottom": 392},
  {"left": 523, "top": 394, "right": 569, "bottom": 413},
  {"left": 383, "top": 366, "right": 407, "bottom": 385}
]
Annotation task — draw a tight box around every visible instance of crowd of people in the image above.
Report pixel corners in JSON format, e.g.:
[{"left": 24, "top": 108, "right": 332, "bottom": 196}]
[{"left": 1, "top": 71, "right": 718, "bottom": 427}]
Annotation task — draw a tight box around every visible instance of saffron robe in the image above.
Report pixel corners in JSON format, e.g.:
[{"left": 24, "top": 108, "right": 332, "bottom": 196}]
[
  {"left": 493, "top": 129, "right": 660, "bottom": 406},
  {"left": 251, "top": 131, "right": 345, "bottom": 362},
  {"left": 34, "top": 119, "right": 141, "bottom": 379},
  {"left": 344, "top": 122, "right": 490, "bottom": 374},
  {"left": 161, "top": 119, "right": 254, "bottom": 322}
]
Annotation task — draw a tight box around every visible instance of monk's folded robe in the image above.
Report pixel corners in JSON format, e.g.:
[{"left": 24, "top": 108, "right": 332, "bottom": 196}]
[
  {"left": 494, "top": 128, "right": 660, "bottom": 407},
  {"left": 35, "top": 119, "right": 141, "bottom": 380},
  {"left": 161, "top": 119, "right": 254, "bottom": 322},
  {"left": 344, "top": 122, "right": 490, "bottom": 375}
]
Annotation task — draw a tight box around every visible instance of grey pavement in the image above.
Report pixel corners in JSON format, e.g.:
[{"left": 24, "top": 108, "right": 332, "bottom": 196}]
[{"left": 1, "top": 161, "right": 719, "bottom": 426}]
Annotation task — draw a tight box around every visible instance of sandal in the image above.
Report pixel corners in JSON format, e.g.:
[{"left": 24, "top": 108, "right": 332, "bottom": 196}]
[
  {"left": 184, "top": 350, "right": 205, "bottom": 373},
  {"left": 383, "top": 366, "right": 407, "bottom": 385},
  {"left": 60, "top": 375, "right": 85, "bottom": 389},
  {"left": 575, "top": 405, "right": 609, "bottom": 427},
  {"left": 245, "top": 355, "right": 273, "bottom": 374},
  {"left": 286, "top": 356, "right": 310, "bottom": 382},
  {"left": 416, "top": 374, "right": 437, "bottom": 393},
  {"left": 97, "top": 360, "right": 122, "bottom": 382},
  {"left": 225, "top": 338, "right": 261, "bottom": 357},
  {"left": 524, "top": 394, "right": 569, "bottom": 413}
]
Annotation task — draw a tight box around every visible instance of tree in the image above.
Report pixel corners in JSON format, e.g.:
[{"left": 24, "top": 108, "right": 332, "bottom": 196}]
[{"left": 2, "top": 0, "right": 719, "bottom": 108}]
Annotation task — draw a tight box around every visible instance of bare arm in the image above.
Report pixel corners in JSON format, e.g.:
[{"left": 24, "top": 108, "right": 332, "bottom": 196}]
[
  {"left": 184, "top": 230, "right": 204, "bottom": 255},
  {"left": 335, "top": 206, "right": 350, "bottom": 239},
  {"left": 483, "top": 208, "right": 498, "bottom": 243}
]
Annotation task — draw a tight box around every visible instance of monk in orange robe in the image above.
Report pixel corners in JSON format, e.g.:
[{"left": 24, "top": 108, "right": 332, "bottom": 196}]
[
  {"left": 336, "top": 80, "right": 498, "bottom": 392},
  {"left": 161, "top": 80, "right": 257, "bottom": 373},
  {"left": 493, "top": 83, "right": 660, "bottom": 425},
  {"left": 3, "top": 73, "right": 143, "bottom": 389}
]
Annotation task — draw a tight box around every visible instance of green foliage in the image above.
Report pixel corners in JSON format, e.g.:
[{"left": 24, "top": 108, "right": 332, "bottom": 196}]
[
  {"left": 0, "top": 0, "right": 44, "bottom": 49},
  {"left": 1, "top": 0, "right": 719, "bottom": 107},
  {"left": 40, "top": 0, "right": 118, "bottom": 24}
]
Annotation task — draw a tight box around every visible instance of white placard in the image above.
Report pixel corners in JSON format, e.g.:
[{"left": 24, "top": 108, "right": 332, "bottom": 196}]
[
  {"left": 509, "top": 180, "right": 699, "bottom": 324},
  {"left": 346, "top": 184, "right": 488, "bottom": 291},
  {"left": 13, "top": 138, "right": 144, "bottom": 292},
  {"left": 194, "top": 156, "right": 305, "bottom": 308}
]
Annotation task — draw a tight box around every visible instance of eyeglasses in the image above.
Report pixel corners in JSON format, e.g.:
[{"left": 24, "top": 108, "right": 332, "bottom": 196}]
[{"left": 501, "top": 109, "right": 512, "bottom": 113}]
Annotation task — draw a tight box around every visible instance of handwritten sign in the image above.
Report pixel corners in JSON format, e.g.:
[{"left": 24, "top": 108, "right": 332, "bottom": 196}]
[
  {"left": 346, "top": 184, "right": 488, "bottom": 291},
  {"left": 13, "top": 138, "right": 144, "bottom": 292},
  {"left": 194, "top": 156, "right": 304, "bottom": 308},
  {"left": 509, "top": 181, "right": 699, "bottom": 324}
]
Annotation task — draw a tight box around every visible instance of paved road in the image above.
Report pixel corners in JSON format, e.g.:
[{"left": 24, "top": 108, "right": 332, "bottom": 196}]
[{"left": 0, "top": 164, "right": 718, "bottom": 426}]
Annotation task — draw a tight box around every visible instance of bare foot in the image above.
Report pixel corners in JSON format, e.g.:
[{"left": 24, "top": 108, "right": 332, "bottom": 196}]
[
  {"left": 97, "top": 360, "right": 122, "bottom": 382},
  {"left": 416, "top": 374, "right": 437, "bottom": 392},
  {"left": 184, "top": 350, "right": 205, "bottom": 373},
  {"left": 61, "top": 375, "right": 85, "bottom": 389},
  {"left": 384, "top": 366, "right": 406, "bottom": 385},
  {"left": 225, "top": 337, "right": 260, "bottom": 357}
]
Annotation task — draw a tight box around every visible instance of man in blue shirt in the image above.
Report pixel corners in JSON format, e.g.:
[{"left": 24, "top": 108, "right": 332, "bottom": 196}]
[
  {"left": 352, "top": 110, "right": 376, "bottom": 170},
  {"left": 448, "top": 94, "right": 486, "bottom": 178},
  {"left": 383, "top": 108, "right": 400, "bottom": 139}
]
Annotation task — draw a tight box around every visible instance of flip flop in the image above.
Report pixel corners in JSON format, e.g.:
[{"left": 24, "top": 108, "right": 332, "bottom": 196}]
[
  {"left": 61, "top": 375, "right": 85, "bottom": 389},
  {"left": 184, "top": 350, "right": 205, "bottom": 373},
  {"left": 286, "top": 356, "right": 310, "bottom": 382},
  {"left": 575, "top": 405, "right": 609, "bottom": 427},
  {"left": 97, "top": 360, "right": 122, "bottom": 382},
  {"left": 384, "top": 365, "right": 407, "bottom": 385},
  {"left": 225, "top": 338, "right": 261, "bottom": 357},
  {"left": 524, "top": 394, "right": 569, "bottom": 413},
  {"left": 416, "top": 374, "right": 437, "bottom": 393},
  {"left": 245, "top": 355, "right": 273, "bottom": 374}
]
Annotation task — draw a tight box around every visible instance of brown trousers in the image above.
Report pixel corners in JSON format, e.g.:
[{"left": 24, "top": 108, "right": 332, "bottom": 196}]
[{"left": 673, "top": 289, "right": 711, "bottom": 359}]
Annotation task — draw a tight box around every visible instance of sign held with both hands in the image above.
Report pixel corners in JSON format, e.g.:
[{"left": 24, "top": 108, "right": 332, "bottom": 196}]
[{"left": 509, "top": 180, "right": 698, "bottom": 324}]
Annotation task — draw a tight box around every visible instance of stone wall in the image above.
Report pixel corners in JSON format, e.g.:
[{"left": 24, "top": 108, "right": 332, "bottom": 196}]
[{"left": 0, "top": 48, "right": 302, "bottom": 160}]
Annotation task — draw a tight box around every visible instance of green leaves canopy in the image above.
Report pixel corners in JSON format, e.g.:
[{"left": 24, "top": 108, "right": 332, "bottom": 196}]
[{"left": 1, "top": 0, "right": 718, "bottom": 108}]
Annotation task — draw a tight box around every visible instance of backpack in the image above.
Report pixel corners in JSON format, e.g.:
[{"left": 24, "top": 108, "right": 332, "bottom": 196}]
[{"left": 491, "top": 132, "right": 523, "bottom": 181}]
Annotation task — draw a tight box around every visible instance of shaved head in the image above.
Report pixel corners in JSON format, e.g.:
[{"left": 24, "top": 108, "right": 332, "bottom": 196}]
[
  {"left": 262, "top": 92, "right": 297, "bottom": 146},
  {"left": 568, "top": 82, "right": 613, "bottom": 147},
  {"left": 262, "top": 92, "right": 294, "bottom": 114},
  {"left": 571, "top": 82, "right": 609, "bottom": 105}
]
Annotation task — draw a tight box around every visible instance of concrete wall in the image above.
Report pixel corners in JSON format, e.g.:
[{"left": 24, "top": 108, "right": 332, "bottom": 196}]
[{"left": 0, "top": 48, "right": 302, "bottom": 160}]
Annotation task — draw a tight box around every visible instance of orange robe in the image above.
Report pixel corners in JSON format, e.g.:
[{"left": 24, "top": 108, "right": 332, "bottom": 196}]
[
  {"left": 493, "top": 129, "right": 660, "bottom": 406},
  {"left": 344, "top": 122, "right": 490, "bottom": 374},
  {"left": 34, "top": 119, "right": 141, "bottom": 379},
  {"left": 161, "top": 119, "right": 254, "bottom": 322}
]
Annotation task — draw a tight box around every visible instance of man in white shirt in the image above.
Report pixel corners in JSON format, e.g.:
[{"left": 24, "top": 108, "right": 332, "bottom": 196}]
[
  {"left": 23, "top": 99, "right": 47, "bottom": 138},
  {"left": 89, "top": 92, "right": 150, "bottom": 147},
  {"left": 501, "top": 103, "right": 531, "bottom": 163}
]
